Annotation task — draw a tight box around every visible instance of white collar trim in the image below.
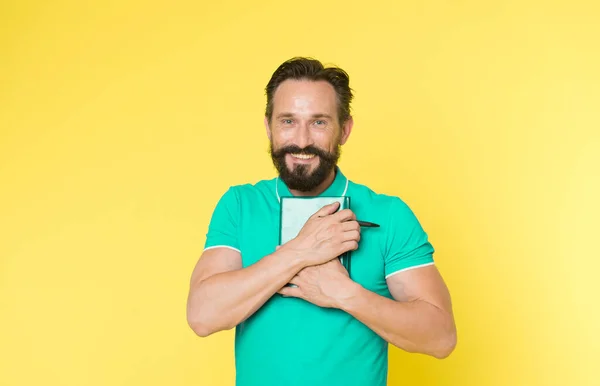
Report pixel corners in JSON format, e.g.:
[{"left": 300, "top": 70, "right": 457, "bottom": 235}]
[{"left": 275, "top": 176, "right": 349, "bottom": 203}]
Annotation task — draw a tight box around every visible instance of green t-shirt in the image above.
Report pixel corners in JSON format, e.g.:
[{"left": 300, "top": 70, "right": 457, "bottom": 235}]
[{"left": 203, "top": 168, "right": 435, "bottom": 386}]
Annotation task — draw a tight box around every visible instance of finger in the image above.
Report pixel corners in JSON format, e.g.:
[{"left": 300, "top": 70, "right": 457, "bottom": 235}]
[
  {"left": 311, "top": 201, "right": 341, "bottom": 218},
  {"left": 333, "top": 208, "right": 356, "bottom": 222},
  {"left": 341, "top": 220, "right": 360, "bottom": 232},
  {"left": 339, "top": 240, "right": 359, "bottom": 253},
  {"left": 278, "top": 285, "right": 303, "bottom": 298},
  {"left": 289, "top": 276, "right": 303, "bottom": 286},
  {"left": 343, "top": 229, "right": 361, "bottom": 243}
]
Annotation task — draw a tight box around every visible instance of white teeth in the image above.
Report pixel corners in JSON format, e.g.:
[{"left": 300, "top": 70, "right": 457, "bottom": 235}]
[{"left": 291, "top": 153, "right": 315, "bottom": 160}]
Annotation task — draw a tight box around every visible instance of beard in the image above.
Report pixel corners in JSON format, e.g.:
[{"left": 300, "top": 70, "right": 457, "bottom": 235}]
[{"left": 269, "top": 142, "right": 341, "bottom": 192}]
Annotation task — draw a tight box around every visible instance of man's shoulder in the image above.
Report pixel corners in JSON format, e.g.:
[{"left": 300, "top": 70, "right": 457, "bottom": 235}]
[
  {"left": 347, "top": 179, "right": 431, "bottom": 254},
  {"left": 217, "top": 175, "right": 276, "bottom": 200},
  {"left": 347, "top": 179, "right": 411, "bottom": 211}
]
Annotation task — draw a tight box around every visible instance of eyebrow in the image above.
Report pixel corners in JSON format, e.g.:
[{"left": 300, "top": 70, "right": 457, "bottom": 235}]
[{"left": 275, "top": 113, "right": 333, "bottom": 120}]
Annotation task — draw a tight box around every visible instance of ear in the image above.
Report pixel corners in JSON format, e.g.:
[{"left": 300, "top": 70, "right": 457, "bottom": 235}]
[
  {"left": 264, "top": 116, "right": 272, "bottom": 141},
  {"left": 339, "top": 116, "right": 354, "bottom": 145}
]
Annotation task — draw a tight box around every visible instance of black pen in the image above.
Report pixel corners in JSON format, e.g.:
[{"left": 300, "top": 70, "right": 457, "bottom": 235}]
[{"left": 357, "top": 220, "right": 380, "bottom": 227}]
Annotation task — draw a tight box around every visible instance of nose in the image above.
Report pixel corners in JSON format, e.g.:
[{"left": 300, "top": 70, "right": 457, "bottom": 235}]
[{"left": 295, "top": 123, "right": 312, "bottom": 149}]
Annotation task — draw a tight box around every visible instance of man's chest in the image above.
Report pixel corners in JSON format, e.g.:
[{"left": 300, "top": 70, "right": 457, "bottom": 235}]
[{"left": 236, "top": 204, "right": 389, "bottom": 295}]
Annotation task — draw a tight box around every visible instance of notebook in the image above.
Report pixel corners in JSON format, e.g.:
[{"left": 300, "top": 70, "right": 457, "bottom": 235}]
[{"left": 279, "top": 196, "right": 352, "bottom": 276}]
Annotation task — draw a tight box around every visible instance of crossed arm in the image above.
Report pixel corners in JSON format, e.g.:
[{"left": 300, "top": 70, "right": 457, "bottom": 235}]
[
  {"left": 186, "top": 246, "right": 305, "bottom": 337},
  {"left": 277, "top": 258, "right": 457, "bottom": 359},
  {"left": 186, "top": 247, "right": 456, "bottom": 359},
  {"left": 339, "top": 265, "right": 456, "bottom": 358}
]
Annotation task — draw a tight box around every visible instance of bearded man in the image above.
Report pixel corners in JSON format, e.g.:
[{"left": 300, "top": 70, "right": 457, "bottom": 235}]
[{"left": 186, "top": 57, "right": 457, "bottom": 386}]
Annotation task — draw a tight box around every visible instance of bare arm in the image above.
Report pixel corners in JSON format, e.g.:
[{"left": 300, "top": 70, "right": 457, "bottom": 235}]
[
  {"left": 186, "top": 246, "right": 305, "bottom": 337},
  {"left": 336, "top": 265, "right": 457, "bottom": 358},
  {"left": 186, "top": 202, "right": 361, "bottom": 337}
]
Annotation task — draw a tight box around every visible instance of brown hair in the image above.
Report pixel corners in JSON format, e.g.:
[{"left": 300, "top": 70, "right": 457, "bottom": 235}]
[{"left": 265, "top": 57, "right": 353, "bottom": 127}]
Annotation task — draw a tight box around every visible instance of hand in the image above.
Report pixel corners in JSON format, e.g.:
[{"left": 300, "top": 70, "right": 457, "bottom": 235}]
[
  {"left": 280, "top": 201, "right": 361, "bottom": 267},
  {"left": 277, "top": 258, "right": 357, "bottom": 308}
]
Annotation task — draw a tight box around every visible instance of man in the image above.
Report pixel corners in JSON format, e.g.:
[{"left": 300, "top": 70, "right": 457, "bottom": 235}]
[{"left": 186, "top": 57, "right": 457, "bottom": 386}]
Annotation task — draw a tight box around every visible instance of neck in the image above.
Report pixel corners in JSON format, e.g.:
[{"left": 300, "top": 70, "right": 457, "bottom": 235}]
[{"left": 289, "top": 168, "right": 337, "bottom": 197}]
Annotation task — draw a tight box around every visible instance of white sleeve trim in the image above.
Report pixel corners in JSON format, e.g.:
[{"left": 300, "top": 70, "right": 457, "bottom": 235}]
[
  {"left": 203, "top": 245, "right": 241, "bottom": 253},
  {"left": 385, "top": 262, "right": 435, "bottom": 279}
]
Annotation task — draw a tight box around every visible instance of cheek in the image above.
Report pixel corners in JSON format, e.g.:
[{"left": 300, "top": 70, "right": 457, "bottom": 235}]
[
  {"left": 273, "top": 128, "right": 336, "bottom": 150},
  {"left": 280, "top": 131, "right": 296, "bottom": 141},
  {"left": 320, "top": 139, "right": 337, "bottom": 152},
  {"left": 272, "top": 129, "right": 296, "bottom": 144},
  {"left": 311, "top": 132, "right": 333, "bottom": 147}
]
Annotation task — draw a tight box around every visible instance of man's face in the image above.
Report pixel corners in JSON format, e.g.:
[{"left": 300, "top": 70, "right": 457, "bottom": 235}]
[{"left": 265, "top": 79, "right": 352, "bottom": 192}]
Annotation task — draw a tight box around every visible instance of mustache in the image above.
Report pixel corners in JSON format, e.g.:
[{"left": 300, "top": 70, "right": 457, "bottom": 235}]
[{"left": 271, "top": 145, "right": 336, "bottom": 160}]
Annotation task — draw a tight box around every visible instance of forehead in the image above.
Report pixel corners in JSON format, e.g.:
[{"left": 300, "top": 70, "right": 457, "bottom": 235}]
[{"left": 272, "top": 79, "right": 337, "bottom": 116}]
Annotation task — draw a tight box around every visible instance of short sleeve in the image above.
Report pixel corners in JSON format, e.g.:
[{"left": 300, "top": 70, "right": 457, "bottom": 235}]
[
  {"left": 383, "top": 198, "right": 435, "bottom": 278},
  {"left": 203, "top": 187, "right": 240, "bottom": 252}
]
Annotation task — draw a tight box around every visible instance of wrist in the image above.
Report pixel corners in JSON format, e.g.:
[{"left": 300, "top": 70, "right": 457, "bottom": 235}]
[
  {"left": 332, "top": 279, "right": 364, "bottom": 310},
  {"left": 274, "top": 244, "right": 309, "bottom": 271}
]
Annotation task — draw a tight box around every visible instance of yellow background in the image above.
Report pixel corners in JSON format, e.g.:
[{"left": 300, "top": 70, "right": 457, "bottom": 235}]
[{"left": 1, "top": 1, "right": 599, "bottom": 385}]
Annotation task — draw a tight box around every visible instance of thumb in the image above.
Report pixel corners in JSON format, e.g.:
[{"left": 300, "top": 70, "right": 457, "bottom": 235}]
[
  {"left": 279, "top": 285, "right": 303, "bottom": 298},
  {"left": 311, "top": 201, "right": 340, "bottom": 218}
]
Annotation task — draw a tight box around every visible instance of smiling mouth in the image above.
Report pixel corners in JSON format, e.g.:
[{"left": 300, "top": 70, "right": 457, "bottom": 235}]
[{"left": 290, "top": 153, "right": 316, "bottom": 160}]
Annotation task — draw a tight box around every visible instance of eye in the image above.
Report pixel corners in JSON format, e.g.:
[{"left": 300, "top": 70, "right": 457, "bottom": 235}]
[
  {"left": 282, "top": 119, "right": 293, "bottom": 125},
  {"left": 314, "top": 120, "right": 327, "bottom": 126}
]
